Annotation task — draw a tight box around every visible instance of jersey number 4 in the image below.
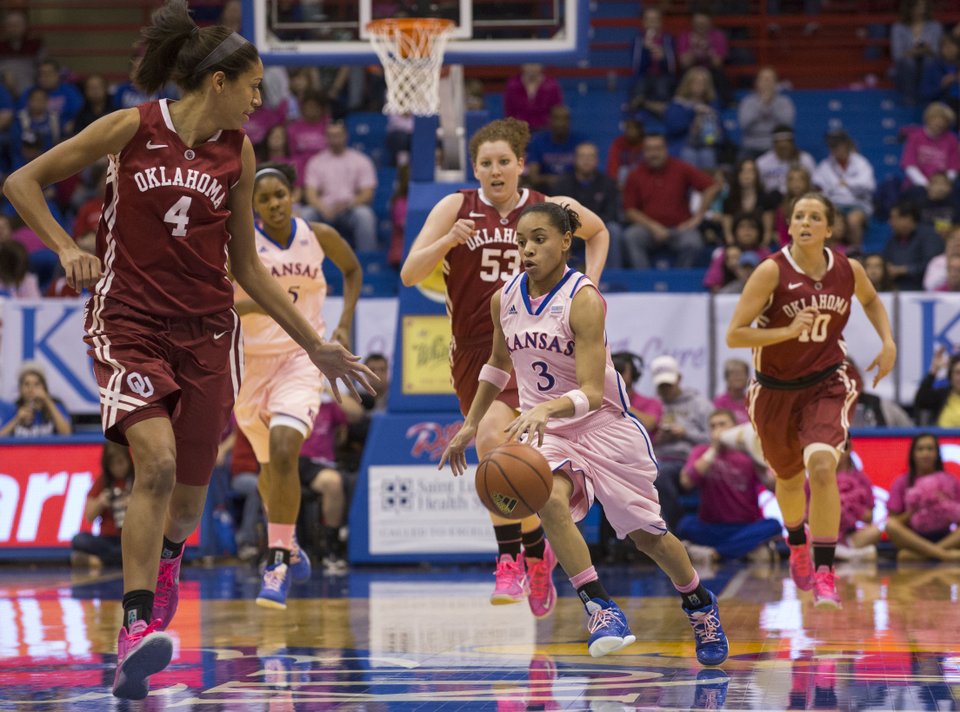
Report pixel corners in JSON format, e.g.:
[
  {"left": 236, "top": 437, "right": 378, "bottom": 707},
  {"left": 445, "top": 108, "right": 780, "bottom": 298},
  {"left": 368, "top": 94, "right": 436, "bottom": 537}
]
[
  {"left": 798, "top": 313, "right": 831, "bottom": 343},
  {"left": 164, "top": 196, "right": 192, "bottom": 237},
  {"left": 479, "top": 247, "right": 520, "bottom": 283}
]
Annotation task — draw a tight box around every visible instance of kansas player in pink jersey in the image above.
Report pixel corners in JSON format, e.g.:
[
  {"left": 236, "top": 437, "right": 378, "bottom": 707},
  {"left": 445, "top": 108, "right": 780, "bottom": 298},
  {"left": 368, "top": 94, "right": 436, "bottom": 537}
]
[
  {"left": 2, "top": 1, "right": 374, "bottom": 699},
  {"left": 234, "top": 162, "right": 361, "bottom": 609},
  {"left": 401, "top": 118, "right": 609, "bottom": 618},
  {"left": 727, "top": 193, "right": 896, "bottom": 608},
  {"left": 441, "top": 203, "right": 728, "bottom": 664}
]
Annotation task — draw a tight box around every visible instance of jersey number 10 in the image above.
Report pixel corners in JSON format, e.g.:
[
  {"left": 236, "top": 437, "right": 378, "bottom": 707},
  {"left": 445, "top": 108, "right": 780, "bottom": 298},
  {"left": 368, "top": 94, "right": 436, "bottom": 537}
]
[{"left": 798, "top": 313, "right": 831, "bottom": 343}]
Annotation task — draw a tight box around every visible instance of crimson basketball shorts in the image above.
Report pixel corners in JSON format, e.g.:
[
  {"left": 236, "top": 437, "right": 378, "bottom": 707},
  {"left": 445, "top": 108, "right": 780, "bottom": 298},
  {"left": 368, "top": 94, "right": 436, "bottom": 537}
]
[
  {"left": 83, "top": 297, "right": 242, "bottom": 487},
  {"left": 747, "top": 363, "right": 858, "bottom": 479},
  {"left": 450, "top": 334, "right": 519, "bottom": 417}
]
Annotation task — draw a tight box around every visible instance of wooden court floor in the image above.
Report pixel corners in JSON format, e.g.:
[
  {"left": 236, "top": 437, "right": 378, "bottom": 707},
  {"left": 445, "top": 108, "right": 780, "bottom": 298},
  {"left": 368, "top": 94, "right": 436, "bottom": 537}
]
[{"left": 1, "top": 559, "right": 959, "bottom": 710}]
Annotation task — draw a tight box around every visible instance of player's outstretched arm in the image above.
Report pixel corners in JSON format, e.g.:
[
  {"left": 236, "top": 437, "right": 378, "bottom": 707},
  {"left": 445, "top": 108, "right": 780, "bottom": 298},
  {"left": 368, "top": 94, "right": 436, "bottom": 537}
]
[
  {"left": 547, "top": 195, "right": 609, "bottom": 284},
  {"left": 313, "top": 222, "right": 362, "bottom": 347},
  {"left": 228, "top": 138, "right": 377, "bottom": 401},
  {"left": 440, "top": 291, "right": 513, "bottom": 476},
  {"left": 400, "top": 193, "right": 469, "bottom": 286},
  {"left": 726, "top": 260, "right": 816, "bottom": 349},
  {"left": 852, "top": 259, "right": 897, "bottom": 387},
  {"left": 3, "top": 109, "right": 141, "bottom": 291}
]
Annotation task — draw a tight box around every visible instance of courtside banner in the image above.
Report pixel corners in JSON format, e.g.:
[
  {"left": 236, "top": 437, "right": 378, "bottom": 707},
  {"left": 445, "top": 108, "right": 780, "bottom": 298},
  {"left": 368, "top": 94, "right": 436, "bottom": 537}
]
[{"left": 897, "top": 292, "right": 960, "bottom": 405}]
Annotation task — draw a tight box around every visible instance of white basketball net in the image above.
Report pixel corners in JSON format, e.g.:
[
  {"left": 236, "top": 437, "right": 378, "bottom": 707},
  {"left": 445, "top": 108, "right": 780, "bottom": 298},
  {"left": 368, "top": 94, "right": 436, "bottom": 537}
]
[{"left": 368, "top": 19, "right": 454, "bottom": 116}]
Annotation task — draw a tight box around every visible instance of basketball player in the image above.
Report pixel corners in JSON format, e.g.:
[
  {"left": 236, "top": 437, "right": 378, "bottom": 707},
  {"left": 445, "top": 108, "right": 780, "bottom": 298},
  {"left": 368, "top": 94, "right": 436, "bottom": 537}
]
[
  {"left": 235, "top": 162, "right": 361, "bottom": 609},
  {"left": 401, "top": 118, "right": 609, "bottom": 619},
  {"left": 2, "top": 1, "right": 374, "bottom": 699},
  {"left": 726, "top": 193, "right": 895, "bottom": 608},
  {"left": 440, "top": 203, "right": 728, "bottom": 664}
]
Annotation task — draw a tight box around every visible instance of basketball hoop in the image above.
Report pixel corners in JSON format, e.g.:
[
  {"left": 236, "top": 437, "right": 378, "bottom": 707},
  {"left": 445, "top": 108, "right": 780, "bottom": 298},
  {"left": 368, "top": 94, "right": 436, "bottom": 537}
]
[{"left": 367, "top": 17, "right": 455, "bottom": 116}]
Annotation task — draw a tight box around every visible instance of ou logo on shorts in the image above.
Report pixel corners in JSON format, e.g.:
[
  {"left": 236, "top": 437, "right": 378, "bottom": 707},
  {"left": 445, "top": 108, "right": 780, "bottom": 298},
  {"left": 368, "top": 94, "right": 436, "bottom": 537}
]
[{"left": 127, "top": 372, "right": 155, "bottom": 398}]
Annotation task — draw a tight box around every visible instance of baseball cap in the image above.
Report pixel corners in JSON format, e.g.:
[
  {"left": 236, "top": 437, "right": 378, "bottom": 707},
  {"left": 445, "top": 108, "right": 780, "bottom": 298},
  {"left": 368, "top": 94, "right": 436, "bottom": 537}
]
[
  {"left": 739, "top": 250, "right": 761, "bottom": 268},
  {"left": 650, "top": 355, "right": 681, "bottom": 386}
]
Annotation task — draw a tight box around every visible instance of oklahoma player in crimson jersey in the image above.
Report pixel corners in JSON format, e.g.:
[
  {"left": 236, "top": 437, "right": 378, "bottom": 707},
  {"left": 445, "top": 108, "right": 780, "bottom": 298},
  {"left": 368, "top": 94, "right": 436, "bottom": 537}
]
[
  {"left": 401, "top": 117, "right": 609, "bottom": 619},
  {"left": 2, "top": 0, "right": 373, "bottom": 700},
  {"left": 726, "top": 193, "right": 895, "bottom": 609}
]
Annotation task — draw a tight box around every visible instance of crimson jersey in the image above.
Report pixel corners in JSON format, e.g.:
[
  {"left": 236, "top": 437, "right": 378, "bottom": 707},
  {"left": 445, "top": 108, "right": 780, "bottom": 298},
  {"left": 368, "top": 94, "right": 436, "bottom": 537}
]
[
  {"left": 754, "top": 247, "right": 854, "bottom": 381},
  {"left": 94, "top": 99, "right": 245, "bottom": 317},
  {"left": 443, "top": 188, "right": 546, "bottom": 340}
]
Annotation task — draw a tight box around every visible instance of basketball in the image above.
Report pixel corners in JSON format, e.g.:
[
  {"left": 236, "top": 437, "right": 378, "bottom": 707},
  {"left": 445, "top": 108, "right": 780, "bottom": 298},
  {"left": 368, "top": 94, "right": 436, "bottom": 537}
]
[{"left": 475, "top": 442, "right": 553, "bottom": 520}]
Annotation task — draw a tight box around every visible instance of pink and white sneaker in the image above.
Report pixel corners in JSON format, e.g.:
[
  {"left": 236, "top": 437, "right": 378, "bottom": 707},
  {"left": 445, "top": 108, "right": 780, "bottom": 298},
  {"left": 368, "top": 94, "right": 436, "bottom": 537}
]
[
  {"left": 490, "top": 553, "right": 529, "bottom": 605},
  {"left": 526, "top": 541, "right": 558, "bottom": 618},
  {"left": 112, "top": 619, "right": 173, "bottom": 700},
  {"left": 813, "top": 565, "right": 841, "bottom": 609},
  {"left": 787, "top": 528, "right": 814, "bottom": 591},
  {"left": 153, "top": 553, "right": 182, "bottom": 631}
]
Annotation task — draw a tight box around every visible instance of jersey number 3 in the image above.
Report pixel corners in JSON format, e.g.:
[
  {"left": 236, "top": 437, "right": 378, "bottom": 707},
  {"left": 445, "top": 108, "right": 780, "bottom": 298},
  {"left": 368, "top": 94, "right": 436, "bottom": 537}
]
[
  {"left": 479, "top": 247, "right": 520, "bottom": 283},
  {"left": 164, "top": 196, "right": 192, "bottom": 237}
]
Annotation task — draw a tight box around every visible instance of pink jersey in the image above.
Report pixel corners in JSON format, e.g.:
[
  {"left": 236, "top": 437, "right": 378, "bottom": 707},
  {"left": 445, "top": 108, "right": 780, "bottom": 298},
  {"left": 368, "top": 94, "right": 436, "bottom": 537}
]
[
  {"left": 444, "top": 188, "right": 546, "bottom": 341},
  {"left": 235, "top": 217, "right": 327, "bottom": 356},
  {"left": 753, "top": 247, "right": 854, "bottom": 383},
  {"left": 500, "top": 269, "right": 627, "bottom": 435},
  {"left": 95, "top": 99, "right": 245, "bottom": 317}
]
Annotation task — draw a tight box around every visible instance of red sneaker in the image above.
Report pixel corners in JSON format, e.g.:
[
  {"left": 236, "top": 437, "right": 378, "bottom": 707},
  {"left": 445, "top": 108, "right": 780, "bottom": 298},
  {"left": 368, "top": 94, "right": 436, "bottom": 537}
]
[
  {"left": 787, "top": 527, "right": 814, "bottom": 591},
  {"left": 526, "top": 541, "right": 557, "bottom": 618},
  {"left": 813, "top": 565, "right": 842, "bottom": 609},
  {"left": 490, "top": 554, "right": 528, "bottom": 605},
  {"left": 153, "top": 553, "right": 182, "bottom": 630},
  {"left": 112, "top": 619, "right": 173, "bottom": 700}
]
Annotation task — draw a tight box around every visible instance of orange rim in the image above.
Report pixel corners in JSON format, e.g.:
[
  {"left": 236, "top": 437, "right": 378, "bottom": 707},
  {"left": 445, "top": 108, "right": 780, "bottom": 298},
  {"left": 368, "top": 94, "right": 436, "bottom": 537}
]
[{"left": 366, "top": 17, "right": 455, "bottom": 36}]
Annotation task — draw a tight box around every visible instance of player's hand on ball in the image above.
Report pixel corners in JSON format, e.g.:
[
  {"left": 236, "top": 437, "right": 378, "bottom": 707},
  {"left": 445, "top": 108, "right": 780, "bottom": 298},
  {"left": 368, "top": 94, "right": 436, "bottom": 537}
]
[
  {"left": 61, "top": 246, "right": 101, "bottom": 291},
  {"left": 308, "top": 342, "right": 378, "bottom": 404},
  {"left": 788, "top": 306, "right": 818, "bottom": 339},
  {"left": 505, "top": 404, "right": 551, "bottom": 447},
  {"left": 439, "top": 422, "right": 477, "bottom": 476}
]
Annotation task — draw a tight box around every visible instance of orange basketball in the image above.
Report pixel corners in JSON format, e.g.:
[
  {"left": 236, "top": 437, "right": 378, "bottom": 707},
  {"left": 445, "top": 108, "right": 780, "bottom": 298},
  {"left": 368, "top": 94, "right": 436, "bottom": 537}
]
[{"left": 475, "top": 442, "right": 553, "bottom": 520}]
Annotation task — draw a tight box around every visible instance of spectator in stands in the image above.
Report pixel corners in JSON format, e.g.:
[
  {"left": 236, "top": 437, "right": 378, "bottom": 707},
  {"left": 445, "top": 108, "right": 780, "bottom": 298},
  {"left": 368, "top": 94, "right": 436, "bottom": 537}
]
[
  {"left": 71, "top": 442, "right": 134, "bottom": 569},
  {"left": 915, "top": 347, "right": 960, "bottom": 427},
  {"left": 717, "top": 249, "right": 759, "bottom": 295},
  {"left": 900, "top": 103, "right": 960, "bottom": 198},
  {"left": 385, "top": 112, "right": 413, "bottom": 168},
  {"left": 676, "top": 10, "right": 730, "bottom": 105},
  {"left": 286, "top": 90, "right": 329, "bottom": 164},
  {"left": 921, "top": 33, "right": 959, "bottom": 111},
  {"left": 525, "top": 104, "right": 584, "bottom": 192},
  {"left": 20, "top": 59, "right": 83, "bottom": 134},
  {"left": 812, "top": 128, "right": 876, "bottom": 249},
  {"left": 303, "top": 121, "right": 378, "bottom": 251},
  {"left": 721, "top": 157, "right": 777, "bottom": 246},
  {"left": 919, "top": 171, "right": 960, "bottom": 235},
  {"left": 214, "top": 420, "right": 262, "bottom": 562},
  {"left": 300, "top": 391, "right": 351, "bottom": 573},
  {"left": 553, "top": 141, "right": 623, "bottom": 268},
  {"left": 713, "top": 358, "right": 750, "bottom": 423},
  {"left": 773, "top": 165, "right": 812, "bottom": 245},
  {"left": 11, "top": 87, "right": 60, "bottom": 168},
  {"left": 925, "top": 225, "right": 960, "bottom": 290},
  {"left": 861, "top": 253, "right": 894, "bottom": 292},
  {"left": 503, "top": 63, "right": 563, "bottom": 132},
  {"left": 113, "top": 53, "right": 172, "bottom": 110},
  {"left": 0, "top": 237, "right": 38, "bottom": 298},
  {"left": 388, "top": 164, "right": 409, "bottom": 268},
  {"left": 704, "top": 242, "right": 741, "bottom": 292},
  {"left": 627, "top": 5, "right": 676, "bottom": 117},
  {"left": 73, "top": 74, "right": 113, "bottom": 135},
  {"left": 756, "top": 124, "right": 816, "bottom": 195},
  {"left": 606, "top": 117, "right": 645, "bottom": 188},
  {"left": 362, "top": 353, "right": 390, "bottom": 413},
  {"left": 663, "top": 67, "right": 722, "bottom": 171},
  {"left": 677, "top": 409, "right": 780, "bottom": 563},
  {"left": 255, "top": 123, "right": 301, "bottom": 185},
  {"left": 737, "top": 66, "right": 796, "bottom": 158},
  {"left": 704, "top": 214, "right": 769, "bottom": 291},
  {"left": 650, "top": 355, "right": 713, "bottom": 530},
  {"left": 826, "top": 211, "right": 862, "bottom": 259},
  {"left": 847, "top": 358, "right": 913, "bottom": 428},
  {"left": 882, "top": 199, "right": 943, "bottom": 291},
  {"left": 0, "top": 214, "right": 11, "bottom": 241},
  {"left": 0, "top": 361, "right": 71, "bottom": 437},
  {"left": 465, "top": 78, "right": 486, "bottom": 111},
  {"left": 0, "top": 10, "right": 44, "bottom": 96},
  {"left": 891, "top": 0, "right": 943, "bottom": 105},
  {"left": 622, "top": 133, "right": 720, "bottom": 269},
  {"left": 885, "top": 432, "right": 960, "bottom": 562},
  {"left": 0, "top": 80, "right": 13, "bottom": 173},
  {"left": 337, "top": 353, "right": 390, "bottom": 473},
  {"left": 611, "top": 351, "right": 661, "bottom": 434},
  {"left": 938, "top": 254, "right": 960, "bottom": 291}
]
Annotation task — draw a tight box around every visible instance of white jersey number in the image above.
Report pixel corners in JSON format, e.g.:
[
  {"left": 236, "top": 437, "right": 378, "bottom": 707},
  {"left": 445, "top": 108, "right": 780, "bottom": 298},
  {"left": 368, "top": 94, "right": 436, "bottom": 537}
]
[
  {"left": 798, "top": 314, "right": 831, "bottom": 343},
  {"left": 164, "top": 196, "right": 192, "bottom": 237},
  {"left": 479, "top": 247, "right": 520, "bottom": 282}
]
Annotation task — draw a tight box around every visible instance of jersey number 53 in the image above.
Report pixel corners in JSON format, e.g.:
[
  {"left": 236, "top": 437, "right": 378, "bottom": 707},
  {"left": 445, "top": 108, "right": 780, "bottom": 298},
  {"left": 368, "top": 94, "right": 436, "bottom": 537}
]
[{"left": 479, "top": 247, "right": 520, "bottom": 282}]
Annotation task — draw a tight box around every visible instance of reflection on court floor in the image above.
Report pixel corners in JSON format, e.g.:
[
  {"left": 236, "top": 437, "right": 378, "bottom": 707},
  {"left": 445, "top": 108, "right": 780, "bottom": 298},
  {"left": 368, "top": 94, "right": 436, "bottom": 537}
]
[{"left": 1, "top": 561, "right": 960, "bottom": 710}]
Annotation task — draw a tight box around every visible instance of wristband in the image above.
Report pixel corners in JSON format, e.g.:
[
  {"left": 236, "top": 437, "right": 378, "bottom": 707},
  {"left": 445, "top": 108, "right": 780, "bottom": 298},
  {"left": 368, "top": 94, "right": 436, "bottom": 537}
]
[
  {"left": 564, "top": 389, "right": 590, "bottom": 417},
  {"left": 479, "top": 364, "right": 510, "bottom": 391}
]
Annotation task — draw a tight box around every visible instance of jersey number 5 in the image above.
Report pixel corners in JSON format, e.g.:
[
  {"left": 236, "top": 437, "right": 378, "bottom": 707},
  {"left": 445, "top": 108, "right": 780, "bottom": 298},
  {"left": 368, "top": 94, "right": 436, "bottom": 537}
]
[
  {"left": 798, "top": 313, "right": 831, "bottom": 343},
  {"left": 479, "top": 247, "right": 520, "bottom": 283},
  {"left": 164, "top": 196, "right": 192, "bottom": 237}
]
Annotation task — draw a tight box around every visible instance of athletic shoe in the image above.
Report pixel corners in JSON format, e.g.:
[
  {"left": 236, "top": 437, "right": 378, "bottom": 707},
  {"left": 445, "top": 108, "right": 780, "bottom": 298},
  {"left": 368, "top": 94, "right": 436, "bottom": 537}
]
[
  {"left": 787, "top": 527, "right": 814, "bottom": 591},
  {"left": 693, "top": 668, "right": 729, "bottom": 709},
  {"left": 585, "top": 598, "right": 636, "bottom": 657},
  {"left": 153, "top": 552, "right": 182, "bottom": 631},
  {"left": 289, "top": 546, "right": 312, "bottom": 583},
  {"left": 526, "top": 541, "right": 558, "bottom": 618},
  {"left": 490, "top": 554, "right": 529, "bottom": 605},
  {"left": 256, "top": 562, "right": 291, "bottom": 610},
  {"left": 812, "top": 565, "right": 841, "bottom": 609},
  {"left": 322, "top": 554, "right": 348, "bottom": 576},
  {"left": 683, "top": 591, "right": 729, "bottom": 666},
  {"left": 112, "top": 619, "right": 173, "bottom": 700}
]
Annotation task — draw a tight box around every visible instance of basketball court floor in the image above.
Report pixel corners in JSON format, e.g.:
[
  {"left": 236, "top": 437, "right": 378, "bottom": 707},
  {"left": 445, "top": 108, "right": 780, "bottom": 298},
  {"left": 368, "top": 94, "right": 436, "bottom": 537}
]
[{"left": 2, "top": 559, "right": 959, "bottom": 710}]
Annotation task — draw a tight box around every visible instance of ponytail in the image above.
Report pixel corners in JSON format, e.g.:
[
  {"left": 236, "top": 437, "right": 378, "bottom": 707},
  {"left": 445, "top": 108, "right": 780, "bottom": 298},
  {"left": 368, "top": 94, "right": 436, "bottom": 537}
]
[{"left": 518, "top": 201, "right": 583, "bottom": 236}]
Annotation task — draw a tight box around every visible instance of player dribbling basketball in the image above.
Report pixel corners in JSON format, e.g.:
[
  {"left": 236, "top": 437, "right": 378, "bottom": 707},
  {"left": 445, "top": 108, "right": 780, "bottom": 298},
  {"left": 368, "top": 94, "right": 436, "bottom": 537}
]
[{"left": 441, "top": 203, "right": 728, "bottom": 663}]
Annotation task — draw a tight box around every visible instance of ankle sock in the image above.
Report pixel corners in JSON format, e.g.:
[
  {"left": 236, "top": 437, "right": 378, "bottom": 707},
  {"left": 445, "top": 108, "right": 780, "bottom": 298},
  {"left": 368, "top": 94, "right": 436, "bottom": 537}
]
[
  {"left": 267, "top": 547, "right": 291, "bottom": 567},
  {"left": 521, "top": 526, "right": 546, "bottom": 560},
  {"left": 494, "top": 523, "right": 522, "bottom": 559},
  {"left": 786, "top": 525, "right": 807, "bottom": 547},
  {"left": 812, "top": 542, "right": 836, "bottom": 570},
  {"left": 161, "top": 536, "right": 184, "bottom": 560},
  {"left": 122, "top": 589, "right": 154, "bottom": 630}
]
